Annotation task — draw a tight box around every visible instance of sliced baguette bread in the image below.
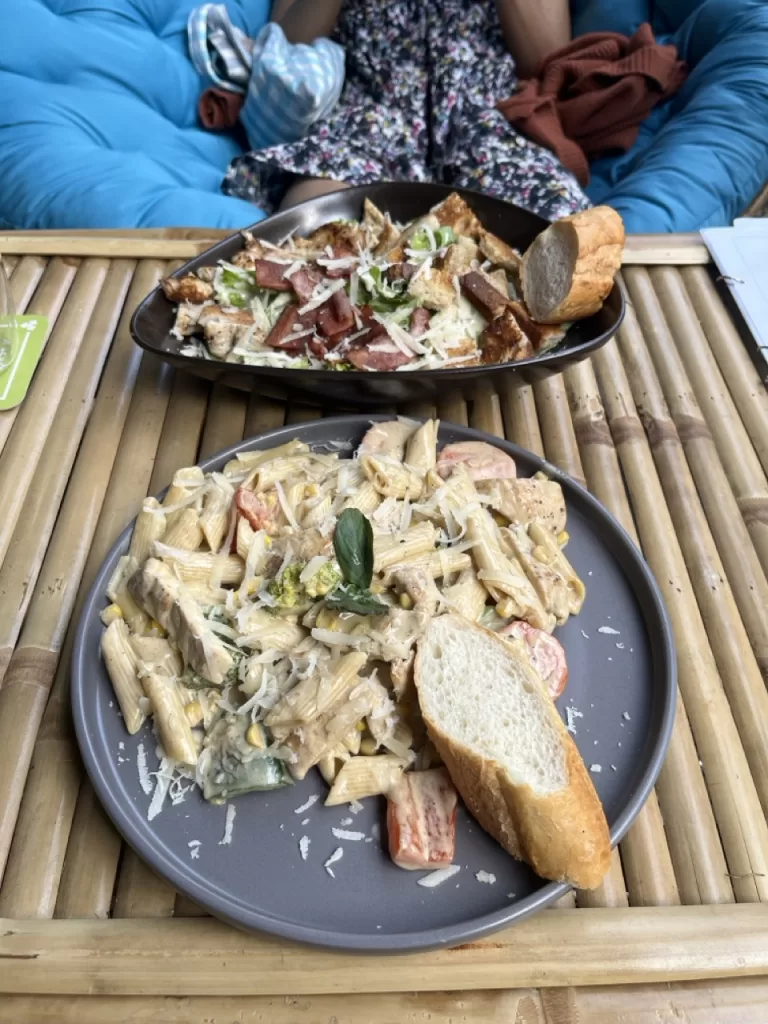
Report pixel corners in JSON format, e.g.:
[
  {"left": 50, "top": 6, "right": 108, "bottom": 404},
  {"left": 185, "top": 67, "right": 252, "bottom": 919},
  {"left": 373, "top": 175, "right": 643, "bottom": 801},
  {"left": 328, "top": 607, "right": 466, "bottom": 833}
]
[
  {"left": 521, "top": 207, "right": 624, "bottom": 324},
  {"left": 414, "top": 613, "right": 611, "bottom": 889}
]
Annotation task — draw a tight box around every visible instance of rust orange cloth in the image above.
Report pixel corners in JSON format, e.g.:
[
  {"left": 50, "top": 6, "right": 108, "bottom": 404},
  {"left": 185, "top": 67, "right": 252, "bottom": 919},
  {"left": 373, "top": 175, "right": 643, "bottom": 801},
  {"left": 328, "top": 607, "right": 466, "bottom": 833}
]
[
  {"left": 198, "top": 88, "right": 245, "bottom": 131},
  {"left": 497, "top": 23, "right": 687, "bottom": 186}
]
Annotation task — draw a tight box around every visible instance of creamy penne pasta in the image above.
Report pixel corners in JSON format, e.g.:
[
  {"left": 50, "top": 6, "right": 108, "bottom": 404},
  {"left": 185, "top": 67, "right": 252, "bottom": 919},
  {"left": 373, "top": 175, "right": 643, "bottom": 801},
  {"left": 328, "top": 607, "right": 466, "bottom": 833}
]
[{"left": 102, "top": 419, "right": 586, "bottom": 870}]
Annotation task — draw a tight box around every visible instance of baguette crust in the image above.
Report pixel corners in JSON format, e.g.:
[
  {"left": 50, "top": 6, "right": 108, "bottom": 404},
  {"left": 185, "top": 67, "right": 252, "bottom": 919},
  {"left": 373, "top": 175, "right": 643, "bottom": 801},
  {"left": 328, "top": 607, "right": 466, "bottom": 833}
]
[
  {"left": 522, "top": 207, "right": 624, "bottom": 325},
  {"left": 415, "top": 615, "right": 611, "bottom": 890}
]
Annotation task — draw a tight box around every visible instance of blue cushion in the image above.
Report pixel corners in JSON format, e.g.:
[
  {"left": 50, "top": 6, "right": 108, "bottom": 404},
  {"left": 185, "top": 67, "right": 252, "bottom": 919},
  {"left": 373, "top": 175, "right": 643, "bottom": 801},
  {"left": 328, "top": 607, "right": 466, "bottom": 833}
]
[
  {"left": 2, "top": 0, "right": 767, "bottom": 232},
  {"left": 0, "top": 0, "right": 270, "bottom": 229},
  {"left": 572, "top": 0, "right": 768, "bottom": 232}
]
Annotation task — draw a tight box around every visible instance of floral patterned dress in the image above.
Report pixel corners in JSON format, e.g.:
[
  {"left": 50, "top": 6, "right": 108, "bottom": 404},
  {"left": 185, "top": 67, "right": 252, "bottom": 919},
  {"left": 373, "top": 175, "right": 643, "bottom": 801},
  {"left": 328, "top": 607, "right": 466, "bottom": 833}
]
[{"left": 223, "top": 0, "right": 589, "bottom": 220}]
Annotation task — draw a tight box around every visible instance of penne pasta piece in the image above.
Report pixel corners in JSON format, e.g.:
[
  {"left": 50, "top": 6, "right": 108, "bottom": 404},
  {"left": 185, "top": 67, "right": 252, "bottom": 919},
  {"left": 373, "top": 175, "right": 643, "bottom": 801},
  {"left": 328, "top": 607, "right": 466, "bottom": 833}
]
[
  {"left": 528, "top": 522, "right": 585, "bottom": 614},
  {"left": 318, "top": 752, "right": 341, "bottom": 785},
  {"left": 142, "top": 671, "right": 198, "bottom": 765},
  {"left": 361, "top": 454, "right": 424, "bottom": 501},
  {"left": 341, "top": 479, "right": 381, "bottom": 515},
  {"left": 153, "top": 542, "right": 245, "bottom": 586},
  {"left": 467, "top": 508, "right": 555, "bottom": 632},
  {"left": 325, "top": 755, "right": 408, "bottom": 806},
  {"left": 130, "top": 498, "right": 167, "bottom": 566},
  {"left": 426, "top": 549, "right": 473, "bottom": 580},
  {"left": 286, "top": 481, "right": 306, "bottom": 519},
  {"left": 199, "top": 474, "right": 234, "bottom": 553},
  {"left": 443, "top": 571, "right": 488, "bottom": 622},
  {"left": 162, "top": 467, "right": 207, "bottom": 528},
  {"left": 404, "top": 419, "right": 439, "bottom": 472},
  {"left": 359, "top": 420, "right": 416, "bottom": 457},
  {"left": 238, "top": 609, "right": 307, "bottom": 653},
  {"left": 303, "top": 492, "right": 334, "bottom": 528},
  {"left": 106, "top": 555, "right": 149, "bottom": 634},
  {"left": 182, "top": 581, "right": 228, "bottom": 607},
  {"left": 225, "top": 440, "right": 308, "bottom": 476},
  {"left": 249, "top": 456, "right": 312, "bottom": 492},
  {"left": 130, "top": 635, "right": 183, "bottom": 678},
  {"left": 265, "top": 651, "right": 367, "bottom": 728},
  {"left": 235, "top": 515, "right": 255, "bottom": 561},
  {"left": 285, "top": 684, "right": 378, "bottom": 780},
  {"left": 374, "top": 522, "right": 437, "bottom": 572},
  {"left": 128, "top": 558, "right": 234, "bottom": 684},
  {"left": 502, "top": 524, "right": 571, "bottom": 625},
  {"left": 342, "top": 726, "right": 362, "bottom": 756},
  {"left": 162, "top": 507, "right": 204, "bottom": 551},
  {"left": 101, "top": 619, "right": 146, "bottom": 734}
]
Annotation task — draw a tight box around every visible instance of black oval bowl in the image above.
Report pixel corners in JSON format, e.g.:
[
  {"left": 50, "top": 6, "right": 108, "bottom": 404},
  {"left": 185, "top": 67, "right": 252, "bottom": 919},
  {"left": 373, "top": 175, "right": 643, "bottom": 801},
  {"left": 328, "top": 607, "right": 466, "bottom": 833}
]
[{"left": 131, "top": 183, "right": 625, "bottom": 408}]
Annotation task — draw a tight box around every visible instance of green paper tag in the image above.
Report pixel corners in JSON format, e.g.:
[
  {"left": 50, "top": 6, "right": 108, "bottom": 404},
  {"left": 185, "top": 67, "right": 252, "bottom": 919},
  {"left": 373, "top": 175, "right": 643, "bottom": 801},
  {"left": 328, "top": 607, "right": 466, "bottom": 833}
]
[{"left": 0, "top": 316, "right": 49, "bottom": 411}]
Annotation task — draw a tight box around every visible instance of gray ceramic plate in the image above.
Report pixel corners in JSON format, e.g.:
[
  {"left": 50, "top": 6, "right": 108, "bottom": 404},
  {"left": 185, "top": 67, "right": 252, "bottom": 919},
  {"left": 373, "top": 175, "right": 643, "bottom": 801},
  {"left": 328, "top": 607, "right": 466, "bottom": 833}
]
[{"left": 72, "top": 417, "right": 675, "bottom": 952}]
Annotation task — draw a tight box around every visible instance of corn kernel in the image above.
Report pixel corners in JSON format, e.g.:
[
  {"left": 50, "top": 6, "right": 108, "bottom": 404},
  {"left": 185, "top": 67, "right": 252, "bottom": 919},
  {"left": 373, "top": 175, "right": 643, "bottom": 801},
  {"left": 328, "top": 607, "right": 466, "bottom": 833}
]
[
  {"left": 246, "top": 723, "right": 266, "bottom": 748},
  {"left": 532, "top": 544, "right": 551, "bottom": 564},
  {"left": 557, "top": 530, "right": 569, "bottom": 547},
  {"left": 264, "top": 536, "right": 272, "bottom": 548},
  {"left": 351, "top": 622, "right": 370, "bottom": 635},
  {"left": 355, "top": 720, "right": 367, "bottom": 733},
  {"left": 305, "top": 483, "right": 319, "bottom": 498},
  {"left": 184, "top": 700, "right": 203, "bottom": 727},
  {"left": 398, "top": 592, "right": 413, "bottom": 610},
  {"left": 370, "top": 583, "right": 384, "bottom": 594},
  {"left": 146, "top": 619, "right": 167, "bottom": 638},
  {"left": 360, "top": 737, "right": 378, "bottom": 756},
  {"left": 316, "top": 608, "right": 338, "bottom": 631},
  {"left": 100, "top": 603, "right": 123, "bottom": 626}
]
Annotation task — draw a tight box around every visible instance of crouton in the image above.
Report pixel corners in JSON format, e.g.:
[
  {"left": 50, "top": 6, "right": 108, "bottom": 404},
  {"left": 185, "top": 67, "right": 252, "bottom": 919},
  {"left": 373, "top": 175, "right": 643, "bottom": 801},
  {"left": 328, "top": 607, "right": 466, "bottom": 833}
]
[
  {"left": 430, "top": 193, "right": 483, "bottom": 239},
  {"left": 478, "top": 231, "right": 523, "bottom": 273},
  {"left": 161, "top": 275, "right": 214, "bottom": 304}
]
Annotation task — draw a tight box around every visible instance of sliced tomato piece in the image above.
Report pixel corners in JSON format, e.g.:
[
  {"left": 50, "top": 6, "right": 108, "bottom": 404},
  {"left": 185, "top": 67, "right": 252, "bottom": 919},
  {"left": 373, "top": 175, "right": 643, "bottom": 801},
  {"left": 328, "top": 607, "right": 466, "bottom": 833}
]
[
  {"left": 387, "top": 769, "right": 457, "bottom": 870},
  {"left": 500, "top": 621, "right": 568, "bottom": 699}
]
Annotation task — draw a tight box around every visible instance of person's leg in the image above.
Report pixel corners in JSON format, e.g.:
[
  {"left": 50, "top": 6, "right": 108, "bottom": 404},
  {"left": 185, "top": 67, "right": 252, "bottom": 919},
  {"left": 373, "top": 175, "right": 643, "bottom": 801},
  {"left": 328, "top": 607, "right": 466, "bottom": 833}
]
[{"left": 280, "top": 176, "right": 349, "bottom": 210}]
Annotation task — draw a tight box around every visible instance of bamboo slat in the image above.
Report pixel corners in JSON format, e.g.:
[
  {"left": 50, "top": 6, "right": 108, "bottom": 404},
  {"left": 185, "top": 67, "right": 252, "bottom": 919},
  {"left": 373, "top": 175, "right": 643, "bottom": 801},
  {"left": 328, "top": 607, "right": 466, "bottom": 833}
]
[
  {"left": 1, "top": 255, "right": 18, "bottom": 276},
  {"left": 0, "top": 260, "right": 135, "bottom": 680},
  {"left": 564, "top": 358, "right": 679, "bottom": 909},
  {"left": 0, "top": 261, "right": 156, "bottom": 891},
  {"left": 532, "top": 376, "right": 586, "bottom": 485},
  {"left": 55, "top": 784, "right": 121, "bottom": 920},
  {"left": 0, "top": 258, "right": 108, "bottom": 567},
  {"left": 594, "top": 324, "right": 768, "bottom": 904},
  {"left": 0, "top": 336, "right": 173, "bottom": 916},
  {"left": 0, "top": 257, "right": 77, "bottom": 456},
  {"left": 0, "top": 906, "right": 766, "bottom": 995},
  {"left": 681, "top": 266, "right": 768, "bottom": 478},
  {"left": 0, "top": 232, "right": 710, "bottom": 264},
  {"left": 112, "top": 853, "right": 177, "bottom": 920},
  {"left": 623, "top": 269, "right": 768, "bottom": 815},
  {"left": 650, "top": 268, "right": 768, "bottom": 577}
]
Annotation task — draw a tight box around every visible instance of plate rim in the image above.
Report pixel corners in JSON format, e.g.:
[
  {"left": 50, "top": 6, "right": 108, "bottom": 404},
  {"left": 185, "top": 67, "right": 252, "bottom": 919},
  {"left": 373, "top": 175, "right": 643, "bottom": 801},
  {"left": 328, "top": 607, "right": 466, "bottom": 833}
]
[{"left": 71, "top": 414, "right": 676, "bottom": 952}]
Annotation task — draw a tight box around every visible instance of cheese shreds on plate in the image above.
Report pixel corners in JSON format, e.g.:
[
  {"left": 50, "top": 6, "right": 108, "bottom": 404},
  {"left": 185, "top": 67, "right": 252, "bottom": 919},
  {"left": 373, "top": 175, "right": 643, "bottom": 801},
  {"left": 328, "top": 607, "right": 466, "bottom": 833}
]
[
  {"left": 417, "top": 864, "right": 461, "bottom": 888},
  {"left": 598, "top": 625, "right": 620, "bottom": 635},
  {"left": 475, "top": 870, "right": 496, "bottom": 885},
  {"left": 137, "top": 742, "right": 153, "bottom": 795},
  {"left": 219, "top": 803, "right": 236, "bottom": 846},
  {"left": 324, "top": 847, "right": 344, "bottom": 878},
  {"left": 299, "top": 836, "right": 311, "bottom": 861},
  {"left": 331, "top": 827, "right": 366, "bottom": 842},
  {"left": 293, "top": 794, "right": 320, "bottom": 815}
]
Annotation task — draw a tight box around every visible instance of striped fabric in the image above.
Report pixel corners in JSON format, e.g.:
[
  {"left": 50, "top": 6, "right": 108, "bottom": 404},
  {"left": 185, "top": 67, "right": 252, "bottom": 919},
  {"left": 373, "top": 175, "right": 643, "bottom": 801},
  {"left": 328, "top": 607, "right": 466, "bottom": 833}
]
[{"left": 188, "top": 4, "right": 345, "bottom": 150}]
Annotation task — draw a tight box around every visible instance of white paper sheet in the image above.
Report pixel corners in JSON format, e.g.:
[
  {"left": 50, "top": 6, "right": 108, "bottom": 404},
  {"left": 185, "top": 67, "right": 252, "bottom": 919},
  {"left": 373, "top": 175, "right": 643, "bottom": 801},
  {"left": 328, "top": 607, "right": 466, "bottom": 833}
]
[{"left": 701, "top": 220, "right": 768, "bottom": 358}]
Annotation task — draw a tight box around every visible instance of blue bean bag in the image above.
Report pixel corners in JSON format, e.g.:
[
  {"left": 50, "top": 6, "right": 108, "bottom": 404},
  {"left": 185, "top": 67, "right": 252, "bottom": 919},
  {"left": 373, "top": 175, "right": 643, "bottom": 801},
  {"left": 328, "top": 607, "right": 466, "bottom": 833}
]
[{"left": 1, "top": 0, "right": 766, "bottom": 232}]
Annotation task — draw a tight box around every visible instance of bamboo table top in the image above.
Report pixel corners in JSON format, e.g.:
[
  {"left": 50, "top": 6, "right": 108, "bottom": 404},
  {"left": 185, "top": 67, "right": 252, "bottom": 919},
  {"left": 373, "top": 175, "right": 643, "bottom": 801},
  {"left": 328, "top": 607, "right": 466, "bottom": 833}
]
[{"left": 1, "top": 232, "right": 768, "bottom": 1023}]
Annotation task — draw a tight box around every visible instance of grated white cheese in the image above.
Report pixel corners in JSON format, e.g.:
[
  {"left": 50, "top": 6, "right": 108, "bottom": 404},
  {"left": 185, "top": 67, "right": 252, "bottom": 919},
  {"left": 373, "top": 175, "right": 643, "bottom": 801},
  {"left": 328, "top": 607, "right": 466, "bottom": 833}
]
[
  {"left": 219, "top": 804, "right": 236, "bottom": 846},
  {"left": 565, "top": 706, "right": 583, "bottom": 734},
  {"left": 331, "top": 828, "right": 366, "bottom": 842},
  {"left": 299, "top": 835, "right": 311, "bottom": 861},
  {"left": 311, "top": 628, "right": 366, "bottom": 647},
  {"left": 475, "top": 870, "right": 496, "bottom": 885},
  {"left": 622, "top": 711, "right": 631, "bottom": 721},
  {"left": 147, "top": 757, "right": 175, "bottom": 821},
  {"left": 349, "top": 800, "right": 364, "bottom": 815},
  {"left": 339, "top": 816, "right": 353, "bottom": 827},
  {"left": 590, "top": 764, "right": 603, "bottom": 773},
  {"left": 598, "top": 626, "right": 620, "bottom": 635},
  {"left": 324, "top": 847, "right": 344, "bottom": 878},
  {"left": 616, "top": 642, "right": 625, "bottom": 650},
  {"left": 580, "top": 629, "right": 589, "bottom": 639},
  {"left": 188, "top": 840, "right": 201, "bottom": 860},
  {"left": 370, "top": 823, "right": 381, "bottom": 840},
  {"left": 417, "top": 865, "right": 461, "bottom": 888},
  {"left": 137, "top": 743, "right": 153, "bottom": 795},
  {"left": 298, "top": 278, "right": 346, "bottom": 315},
  {"left": 294, "top": 793, "right": 320, "bottom": 815},
  {"left": 274, "top": 480, "right": 301, "bottom": 531}
]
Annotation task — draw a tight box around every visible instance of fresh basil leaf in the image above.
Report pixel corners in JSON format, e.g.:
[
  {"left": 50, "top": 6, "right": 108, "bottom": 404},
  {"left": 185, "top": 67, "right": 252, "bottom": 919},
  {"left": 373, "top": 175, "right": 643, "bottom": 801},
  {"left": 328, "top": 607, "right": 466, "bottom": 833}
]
[
  {"left": 325, "top": 583, "right": 389, "bottom": 616},
  {"left": 333, "top": 508, "right": 374, "bottom": 590}
]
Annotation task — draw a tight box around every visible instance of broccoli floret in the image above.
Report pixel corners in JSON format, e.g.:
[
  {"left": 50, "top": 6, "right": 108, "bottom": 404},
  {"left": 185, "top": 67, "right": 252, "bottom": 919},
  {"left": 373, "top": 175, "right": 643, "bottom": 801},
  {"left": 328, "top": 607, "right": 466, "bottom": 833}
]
[
  {"left": 305, "top": 561, "right": 342, "bottom": 599},
  {"left": 266, "top": 562, "right": 305, "bottom": 609}
]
